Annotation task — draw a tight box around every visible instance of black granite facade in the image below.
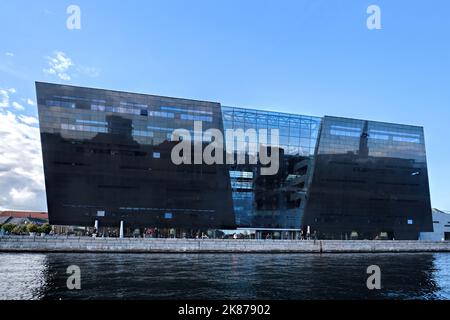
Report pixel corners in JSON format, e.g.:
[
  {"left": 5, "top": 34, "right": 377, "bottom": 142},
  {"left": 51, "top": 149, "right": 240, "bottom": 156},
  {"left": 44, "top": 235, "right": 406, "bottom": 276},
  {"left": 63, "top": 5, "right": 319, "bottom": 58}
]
[
  {"left": 303, "top": 116, "right": 433, "bottom": 240},
  {"left": 36, "top": 82, "right": 235, "bottom": 229}
]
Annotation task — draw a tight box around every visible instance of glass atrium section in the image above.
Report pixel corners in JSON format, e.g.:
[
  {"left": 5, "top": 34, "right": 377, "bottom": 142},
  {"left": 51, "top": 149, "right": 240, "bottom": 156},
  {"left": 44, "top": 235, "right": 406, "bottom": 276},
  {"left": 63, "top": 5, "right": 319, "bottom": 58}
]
[{"left": 221, "top": 106, "right": 322, "bottom": 229}]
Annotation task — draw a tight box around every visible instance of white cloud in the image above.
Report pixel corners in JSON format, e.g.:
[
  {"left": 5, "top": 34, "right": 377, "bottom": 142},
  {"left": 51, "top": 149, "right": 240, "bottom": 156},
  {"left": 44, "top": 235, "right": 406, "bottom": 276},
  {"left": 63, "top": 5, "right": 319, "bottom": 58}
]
[
  {"left": 21, "top": 98, "right": 35, "bottom": 106},
  {"left": 0, "top": 88, "right": 17, "bottom": 108},
  {"left": 0, "top": 110, "right": 46, "bottom": 211},
  {"left": 18, "top": 115, "right": 39, "bottom": 125},
  {"left": 43, "top": 51, "right": 74, "bottom": 81},
  {"left": 5, "top": 52, "right": 14, "bottom": 57},
  {"left": 43, "top": 50, "right": 100, "bottom": 81},
  {"left": 0, "top": 87, "right": 45, "bottom": 211},
  {"left": 0, "top": 89, "right": 29, "bottom": 112},
  {"left": 9, "top": 187, "right": 37, "bottom": 206},
  {"left": 11, "top": 101, "right": 24, "bottom": 111}
]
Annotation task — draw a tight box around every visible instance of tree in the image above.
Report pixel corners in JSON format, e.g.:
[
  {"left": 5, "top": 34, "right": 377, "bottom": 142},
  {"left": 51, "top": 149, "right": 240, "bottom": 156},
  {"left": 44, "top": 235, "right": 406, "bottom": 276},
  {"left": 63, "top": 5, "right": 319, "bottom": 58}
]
[
  {"left": 26, "top": 223, "right": 39, "bottom": 233},
  {"left": 2, "top": 224, "right": 16, "bottom": 233},
  {"left": 12, "top": 225, "right": 27, "bottom": 235},
  {"left": 39, "top": 224, "right": 52, "bottom": 234}
]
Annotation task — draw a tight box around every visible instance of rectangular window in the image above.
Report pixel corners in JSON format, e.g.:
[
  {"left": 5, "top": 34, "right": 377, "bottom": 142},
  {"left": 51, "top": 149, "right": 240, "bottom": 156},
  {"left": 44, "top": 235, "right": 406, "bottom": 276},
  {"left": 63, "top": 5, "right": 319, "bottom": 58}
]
[
  {"left": 393, "top": 136, "right": 421, "bottom": 144},
  {"left": 231, "top": 181, "right": 253, "bottom": 190},
  {"left": 76, "top": 119, "right": 107, "bottom": 126},
  {"left": 161, "top": 106, "right": 213, "bottom": 115},
  {"left": 61, "top": 123, "right": 107, "bottom": 133},
  {"left": 230, "top": 171, "right": 254, "bottom": 179},
  {"left": 407, "top": 219, "right": 414, "bottom": 225},
  {"left": 47, "top": 100, "right": 76, "bottom": 109},
  {"left": 132, "top": 130, "right": 154, "bottom": 137},
  {"left": 330, "top": 129, "right": 361, "bottom": 138},
  {"left": 180, "top": 114, "right": 213, "bottom": 122},
  {"left": 164, "top": 212, "right": 173, "bottom": 219},
  {"left": 369, "top": 133, "right": 389, "bottom": 141},
  {"left": 148, "top": 126, "right": 175, "bottom": 132},
  {"left": 153, "top": 152, "right": 161, "bottom": 159},
  {"left": 91, "top": 104, "right": 106, "bottom": 111},
  {"left": 149, "top": 111, "right": 175, "bottom": 119}
]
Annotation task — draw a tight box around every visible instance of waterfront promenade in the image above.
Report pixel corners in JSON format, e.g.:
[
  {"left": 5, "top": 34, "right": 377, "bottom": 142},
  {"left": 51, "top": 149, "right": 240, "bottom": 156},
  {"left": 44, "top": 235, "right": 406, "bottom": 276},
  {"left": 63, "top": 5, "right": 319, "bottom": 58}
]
[{"left": 1, "top": 236, "right": 450, "bottom": 253}]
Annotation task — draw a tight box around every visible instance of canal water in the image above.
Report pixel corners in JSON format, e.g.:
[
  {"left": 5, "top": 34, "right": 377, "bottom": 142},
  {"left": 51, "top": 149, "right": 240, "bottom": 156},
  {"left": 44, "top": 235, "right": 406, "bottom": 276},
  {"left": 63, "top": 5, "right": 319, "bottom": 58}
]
[{"left": 0, "top": 252, "right": 449, "bottom": 300}]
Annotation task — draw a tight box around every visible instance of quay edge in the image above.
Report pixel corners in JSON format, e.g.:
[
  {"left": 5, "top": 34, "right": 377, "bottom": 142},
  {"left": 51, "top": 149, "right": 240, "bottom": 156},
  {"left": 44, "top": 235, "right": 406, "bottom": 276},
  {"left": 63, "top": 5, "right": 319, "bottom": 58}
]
[{"left": 1, "top": 236, "right": 450, "bottom": 253}]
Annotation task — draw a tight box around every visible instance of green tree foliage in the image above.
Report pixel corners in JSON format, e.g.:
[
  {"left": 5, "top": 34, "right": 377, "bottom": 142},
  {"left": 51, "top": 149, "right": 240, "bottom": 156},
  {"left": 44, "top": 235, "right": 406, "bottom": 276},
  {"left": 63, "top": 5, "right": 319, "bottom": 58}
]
[
  {"left": 12, "top": 225, "right": 27, "bottom": 235},
  {"left": 38, "top": 223, "right": 52, "bottom": 234},
  {"left": 26, "top": 223, "right": 39, "bottom": 233},
  {"left": 1, "top": 224, "right": 16, "bottom": 233}
]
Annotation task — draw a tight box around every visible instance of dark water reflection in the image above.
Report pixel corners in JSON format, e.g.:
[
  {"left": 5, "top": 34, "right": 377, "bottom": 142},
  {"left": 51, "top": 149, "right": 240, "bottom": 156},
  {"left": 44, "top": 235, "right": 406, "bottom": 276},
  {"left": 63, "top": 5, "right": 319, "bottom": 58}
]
[{"left": 0, "top": 253, "right": 449, "bottom": 300}]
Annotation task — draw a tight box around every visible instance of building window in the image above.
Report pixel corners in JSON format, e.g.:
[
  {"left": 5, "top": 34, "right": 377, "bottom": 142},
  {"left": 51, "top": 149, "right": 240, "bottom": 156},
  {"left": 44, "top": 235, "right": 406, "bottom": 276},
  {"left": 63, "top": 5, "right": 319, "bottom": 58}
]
[
  {"left": 148, "top": 111, "right": 175, "bottom": 119},
  {"left": 180, "top": 114, "right": 213, "bottom": 122},
  {"left": 61, "top": 123, "right": 108, "bottom": 133},
  {"left": 133, "top": 130, "right": 153, "bottom": 137},
  {"left": 153, "top": 152, "right": 161, "bottom": 159},
  {"left": 47, "top": 100, "right": 76, "bottom": 109},
  {"left": 407, "top": 219, "right": 414, "bottom": 225},
  {"left": 164, "top": 212, "right": 173, "bottom": 219}
]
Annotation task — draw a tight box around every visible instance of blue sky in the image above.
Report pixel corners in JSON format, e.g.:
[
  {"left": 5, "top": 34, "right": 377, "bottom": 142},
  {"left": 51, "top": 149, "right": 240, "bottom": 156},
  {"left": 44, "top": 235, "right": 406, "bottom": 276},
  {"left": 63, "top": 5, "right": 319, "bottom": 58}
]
[{"left": 0, "top": 0, "right": 449, "bottom": 211}]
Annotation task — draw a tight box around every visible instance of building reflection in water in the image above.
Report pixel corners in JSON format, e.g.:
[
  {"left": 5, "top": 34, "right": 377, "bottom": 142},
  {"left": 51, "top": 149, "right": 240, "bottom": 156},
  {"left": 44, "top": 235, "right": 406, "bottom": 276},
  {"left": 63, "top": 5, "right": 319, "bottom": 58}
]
[{"left": 0, "top": 252, "right": 448, "bottom": 300}]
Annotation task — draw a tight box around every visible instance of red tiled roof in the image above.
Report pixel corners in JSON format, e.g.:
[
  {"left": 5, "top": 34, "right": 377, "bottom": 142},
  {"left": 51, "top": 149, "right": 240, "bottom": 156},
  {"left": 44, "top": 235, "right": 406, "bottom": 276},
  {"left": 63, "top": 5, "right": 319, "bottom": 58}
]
[{"left": 0, "top": 211, "right": 48, "bottom": 219}]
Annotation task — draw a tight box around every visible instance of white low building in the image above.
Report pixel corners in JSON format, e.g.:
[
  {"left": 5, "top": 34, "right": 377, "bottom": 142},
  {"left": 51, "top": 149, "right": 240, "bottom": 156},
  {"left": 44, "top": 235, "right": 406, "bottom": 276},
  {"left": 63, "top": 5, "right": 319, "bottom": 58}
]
[{"left": 420, "top": 209, "right": 450, "bottom": 241}]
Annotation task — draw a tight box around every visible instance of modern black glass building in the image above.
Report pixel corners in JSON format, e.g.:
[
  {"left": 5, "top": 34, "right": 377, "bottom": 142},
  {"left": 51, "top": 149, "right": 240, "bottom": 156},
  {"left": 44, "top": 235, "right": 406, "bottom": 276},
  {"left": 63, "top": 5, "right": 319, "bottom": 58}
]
[{"left": 36, "top": 82, "right": 433, "bottom": 239}]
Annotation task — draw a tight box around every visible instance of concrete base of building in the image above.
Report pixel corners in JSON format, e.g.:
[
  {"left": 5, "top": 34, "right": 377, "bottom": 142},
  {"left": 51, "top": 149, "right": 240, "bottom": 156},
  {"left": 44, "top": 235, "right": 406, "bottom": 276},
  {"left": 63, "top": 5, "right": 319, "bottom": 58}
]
[{"left": 1, "top": 236, "right": 450, "bottom": 253}]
